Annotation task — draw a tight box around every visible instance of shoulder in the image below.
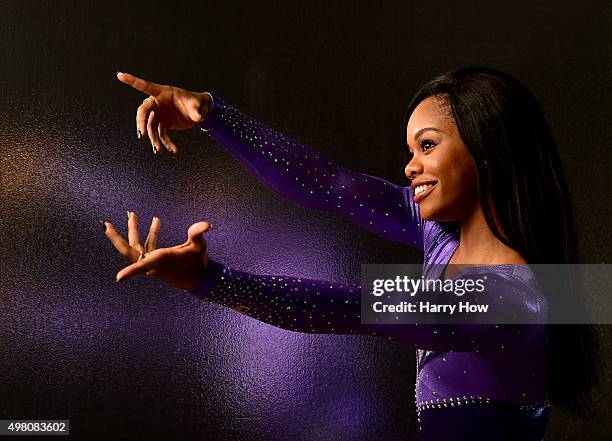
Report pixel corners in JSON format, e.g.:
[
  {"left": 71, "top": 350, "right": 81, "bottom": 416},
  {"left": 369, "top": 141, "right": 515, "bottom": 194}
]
[{"left": 467, "top": 266, "right": 548, "bottom": 324}]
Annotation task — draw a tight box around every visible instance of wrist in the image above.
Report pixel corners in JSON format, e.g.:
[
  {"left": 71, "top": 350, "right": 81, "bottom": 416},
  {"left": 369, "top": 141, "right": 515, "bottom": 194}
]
[
  {"left": 188, "top": 257, "right": 225, "bottom": 298},
  {"left": 199, "top": 93, "right": 226, "bottom": 132},
  {"left": 200, "top": 92, "right": 212, "bottom": 118}
]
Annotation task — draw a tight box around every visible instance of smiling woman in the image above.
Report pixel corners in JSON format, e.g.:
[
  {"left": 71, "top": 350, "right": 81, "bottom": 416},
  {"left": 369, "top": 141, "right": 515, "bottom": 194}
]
[
  {"left": 105, "top": 67, "right": 599, "bottom": 440},
  {"left": 399, "top": 67, "right": 600, "bottom": 423}
]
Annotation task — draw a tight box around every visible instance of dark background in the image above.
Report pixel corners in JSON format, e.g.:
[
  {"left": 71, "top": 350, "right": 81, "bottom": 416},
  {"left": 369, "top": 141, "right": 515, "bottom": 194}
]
[{"left": 0, "top": 1, "right": 610, "bottom": 440}]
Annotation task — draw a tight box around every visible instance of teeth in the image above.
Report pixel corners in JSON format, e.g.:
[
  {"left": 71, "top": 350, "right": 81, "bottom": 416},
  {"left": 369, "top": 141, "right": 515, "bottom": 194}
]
[{"left": 415, "top": 184, "right": 435, "bottom": 195}]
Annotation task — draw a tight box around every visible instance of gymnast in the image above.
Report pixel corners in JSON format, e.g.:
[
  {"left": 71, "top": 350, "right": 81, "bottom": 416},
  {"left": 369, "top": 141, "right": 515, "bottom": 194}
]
[{"left": 101, "top": 67, "right": 598, "bottom": 440}]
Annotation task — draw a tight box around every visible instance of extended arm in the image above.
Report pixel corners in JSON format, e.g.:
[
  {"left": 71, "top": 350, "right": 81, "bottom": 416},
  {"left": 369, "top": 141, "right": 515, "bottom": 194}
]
[
  {"left": 200, "top": 94, "right": 423, "bottom": 249},
  {"left": 190, "top": 259, "right": 547, "bottom": 352}
]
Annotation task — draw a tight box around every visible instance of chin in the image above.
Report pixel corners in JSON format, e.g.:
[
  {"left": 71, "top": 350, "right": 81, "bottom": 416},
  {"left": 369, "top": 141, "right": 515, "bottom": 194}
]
[
  {"left": 418, "top": 201, "right": 456, "bottom": 222},
  {"left": 418, "top": 205, "right": 438, "bottom": 221}
]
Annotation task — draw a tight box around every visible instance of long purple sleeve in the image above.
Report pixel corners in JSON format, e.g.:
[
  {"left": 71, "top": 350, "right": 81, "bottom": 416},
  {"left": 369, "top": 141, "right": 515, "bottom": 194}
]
[
  {"left": 191, "top": 257, "right": 546, "bottom": 353},
  {"left": 191, "top": 95, "right": 551, "bottom": 424},
  {"left": 199, "top": 93, "right": 423, "bottom": 248}
]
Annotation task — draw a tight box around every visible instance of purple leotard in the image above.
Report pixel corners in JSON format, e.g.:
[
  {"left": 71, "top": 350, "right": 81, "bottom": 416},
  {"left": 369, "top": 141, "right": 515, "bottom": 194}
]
[{"left": 189, "top": 94, "right": 551, "bottom": 440}]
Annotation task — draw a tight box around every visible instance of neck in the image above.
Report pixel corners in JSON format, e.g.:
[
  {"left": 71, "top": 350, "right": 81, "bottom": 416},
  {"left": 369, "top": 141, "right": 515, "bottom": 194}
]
[{"left": 455, "top": 205, "right": 526, "bottom": 265}]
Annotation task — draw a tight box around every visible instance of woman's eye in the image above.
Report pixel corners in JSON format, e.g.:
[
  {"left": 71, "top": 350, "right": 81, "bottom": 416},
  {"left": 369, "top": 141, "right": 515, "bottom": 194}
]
[{"left": 420, "top": 139, "right": 436, "bottom": 152}]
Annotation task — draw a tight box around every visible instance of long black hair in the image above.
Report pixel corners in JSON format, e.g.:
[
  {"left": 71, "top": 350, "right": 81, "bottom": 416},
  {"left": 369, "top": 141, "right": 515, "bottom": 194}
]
[{"left": 401, "top": 66, "right": 600, "bottom": 417}]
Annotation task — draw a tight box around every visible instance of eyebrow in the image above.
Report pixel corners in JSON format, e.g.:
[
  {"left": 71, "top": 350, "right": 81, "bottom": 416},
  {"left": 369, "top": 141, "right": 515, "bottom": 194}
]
[{"left": 406, "top": 127, "right": 446, "bottom": 150}]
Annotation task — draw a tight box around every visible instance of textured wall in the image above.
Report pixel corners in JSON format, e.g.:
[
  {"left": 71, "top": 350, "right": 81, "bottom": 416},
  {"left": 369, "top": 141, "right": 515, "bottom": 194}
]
[{"left": 0, "top": 1, "right": 611, "bottom": 440}]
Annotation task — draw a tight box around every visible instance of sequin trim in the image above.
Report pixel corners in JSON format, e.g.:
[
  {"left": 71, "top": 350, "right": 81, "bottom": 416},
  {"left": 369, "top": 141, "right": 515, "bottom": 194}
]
[
  {"left": 415, "top": 398, "right": 551, "bottom": 432},
  {"left": 416, "top": 396, "right": 551, "bottom": 412}
]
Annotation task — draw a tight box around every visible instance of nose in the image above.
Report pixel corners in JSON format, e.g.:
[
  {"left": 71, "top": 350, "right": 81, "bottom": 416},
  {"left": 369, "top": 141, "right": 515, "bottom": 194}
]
[{"left": 404, "top": 154, "right": 422, "bottom": 181}]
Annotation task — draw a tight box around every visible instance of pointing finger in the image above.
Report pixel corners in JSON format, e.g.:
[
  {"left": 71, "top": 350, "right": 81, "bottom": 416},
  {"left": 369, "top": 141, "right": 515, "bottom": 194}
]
[{"left": 117, "top": 72, "right": 163, "bottom": 97}]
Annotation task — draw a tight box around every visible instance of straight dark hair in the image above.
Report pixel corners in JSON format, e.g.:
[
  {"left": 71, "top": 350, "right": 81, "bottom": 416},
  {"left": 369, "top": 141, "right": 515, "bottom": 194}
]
[{"left": 401, "top": 66, "right": 600, "bottom": 417}]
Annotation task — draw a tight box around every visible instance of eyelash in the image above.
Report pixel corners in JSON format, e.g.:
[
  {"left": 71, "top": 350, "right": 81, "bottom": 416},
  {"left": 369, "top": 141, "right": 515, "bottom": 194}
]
[
  {"left": 405, "top": 139, "right": 437, "bottom": 162},
  {"left": 420, "top": 139, "right": 436, "bottom": 152}
]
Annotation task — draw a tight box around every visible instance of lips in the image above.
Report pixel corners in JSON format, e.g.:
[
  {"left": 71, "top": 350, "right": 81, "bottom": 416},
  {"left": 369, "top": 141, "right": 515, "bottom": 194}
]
[{"left": 412, "top": 182, "right": 438, "bottom": 203}]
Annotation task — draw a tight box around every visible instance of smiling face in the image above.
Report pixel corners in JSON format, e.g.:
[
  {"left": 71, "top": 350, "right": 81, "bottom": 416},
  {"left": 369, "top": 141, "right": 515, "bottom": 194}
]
[{"left": 404, "top": 95, "right": 479, "bottom": 221}]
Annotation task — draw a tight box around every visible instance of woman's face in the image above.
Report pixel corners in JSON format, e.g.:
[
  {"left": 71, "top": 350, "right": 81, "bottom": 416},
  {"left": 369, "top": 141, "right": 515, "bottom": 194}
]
[{"left": 404, "top": 95, "right": 479, "bottom": 222}]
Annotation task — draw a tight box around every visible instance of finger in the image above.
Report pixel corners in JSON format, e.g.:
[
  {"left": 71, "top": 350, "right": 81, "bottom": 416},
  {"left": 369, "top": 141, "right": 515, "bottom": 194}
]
[
  {"left": 116, "top": 250, "right": 167, "bottom": 282},
  {"left": 147, "top": 111, "right": 162, "bottom": 154},
  {"left": 103, "top": 221, "right": 140, "bottom": 261},
  {"left": 116, "top": 72, "right": 163, "bottom": 97},
  {"left": 144, "top": 216, "right": 161, "bottom": 252},
  {"left": 127, "top": 211, "right": 144, "bottom": 253},
  {"left": 136, "top": 98, "right": 154, "bottom": 141},
  {"left": 187, "top": 221, "right": 212, "bottom": 251},
  {"left": 159, "top": 125, "right": 179, "bottom": 156}
]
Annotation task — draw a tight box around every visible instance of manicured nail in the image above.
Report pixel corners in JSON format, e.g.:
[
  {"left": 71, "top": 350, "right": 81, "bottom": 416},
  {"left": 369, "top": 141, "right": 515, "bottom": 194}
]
[
  {"left": 116, "top": 71, "right": 121, "bottom": 75},
  {"left": 116, "top": 275, "right": 123, "bottom": 283},
  {"left": 137, "top": 129, "right": 142, "bottom": 140},
  {"left": 152, "top": 143, "right": 157, "bottom": 154},
  {"left": 127, "top": 211, "right": 131, "bottom": 220},
  {"left": 100, "top": 220, "right": 107, "bottom": 232}
]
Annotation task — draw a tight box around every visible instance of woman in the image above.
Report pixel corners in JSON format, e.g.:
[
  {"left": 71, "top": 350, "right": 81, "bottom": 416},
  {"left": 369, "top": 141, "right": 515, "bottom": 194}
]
[{"left": 102, "top": 67, "right": 598, "bottom": 440}]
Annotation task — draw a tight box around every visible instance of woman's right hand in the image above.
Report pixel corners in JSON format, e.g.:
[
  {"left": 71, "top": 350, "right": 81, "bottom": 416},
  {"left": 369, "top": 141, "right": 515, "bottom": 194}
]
[{"left": 116, "top": 71, "right": 212, "bottom": 156}]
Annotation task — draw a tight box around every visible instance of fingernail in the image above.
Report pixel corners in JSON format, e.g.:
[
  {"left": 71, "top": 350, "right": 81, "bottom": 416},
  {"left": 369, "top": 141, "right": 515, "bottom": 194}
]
[
  {"left": 116, "top": 71, "right": 121, "bottom": 75},
  {"left": 152, "top": 143, "right": 157, "bottom": 154},
  {"left": 137, "top": 129, "right": 142, "bottom": 140},
  {"left": 116, "top": 275, "right": 123, "bottom": 283},
  {"left": 100, "top": 220, "right": 107, "bottom": 232},
  {"left": 127, "top": 211, "right": 131, "bottom": 220}
]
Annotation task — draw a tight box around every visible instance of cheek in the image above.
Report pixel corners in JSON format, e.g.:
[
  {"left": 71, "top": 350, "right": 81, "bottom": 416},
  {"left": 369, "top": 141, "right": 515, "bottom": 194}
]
[
  {"left": 439, "top": 157, "right": 478, "bottom": 199},
  {"left": 459, "top": 158, "right": 478, "bottom": 188}
]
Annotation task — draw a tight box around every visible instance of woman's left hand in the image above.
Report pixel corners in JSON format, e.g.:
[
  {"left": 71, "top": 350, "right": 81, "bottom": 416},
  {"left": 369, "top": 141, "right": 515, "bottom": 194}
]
[{"left": 101, "top": 212, "right": 212, "bottom": 290}]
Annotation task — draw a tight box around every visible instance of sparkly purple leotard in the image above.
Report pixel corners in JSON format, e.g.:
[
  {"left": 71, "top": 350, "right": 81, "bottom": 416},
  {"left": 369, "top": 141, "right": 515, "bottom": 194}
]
[{"left": 189, "top": 94, "right": 551, "bottom": 440}]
